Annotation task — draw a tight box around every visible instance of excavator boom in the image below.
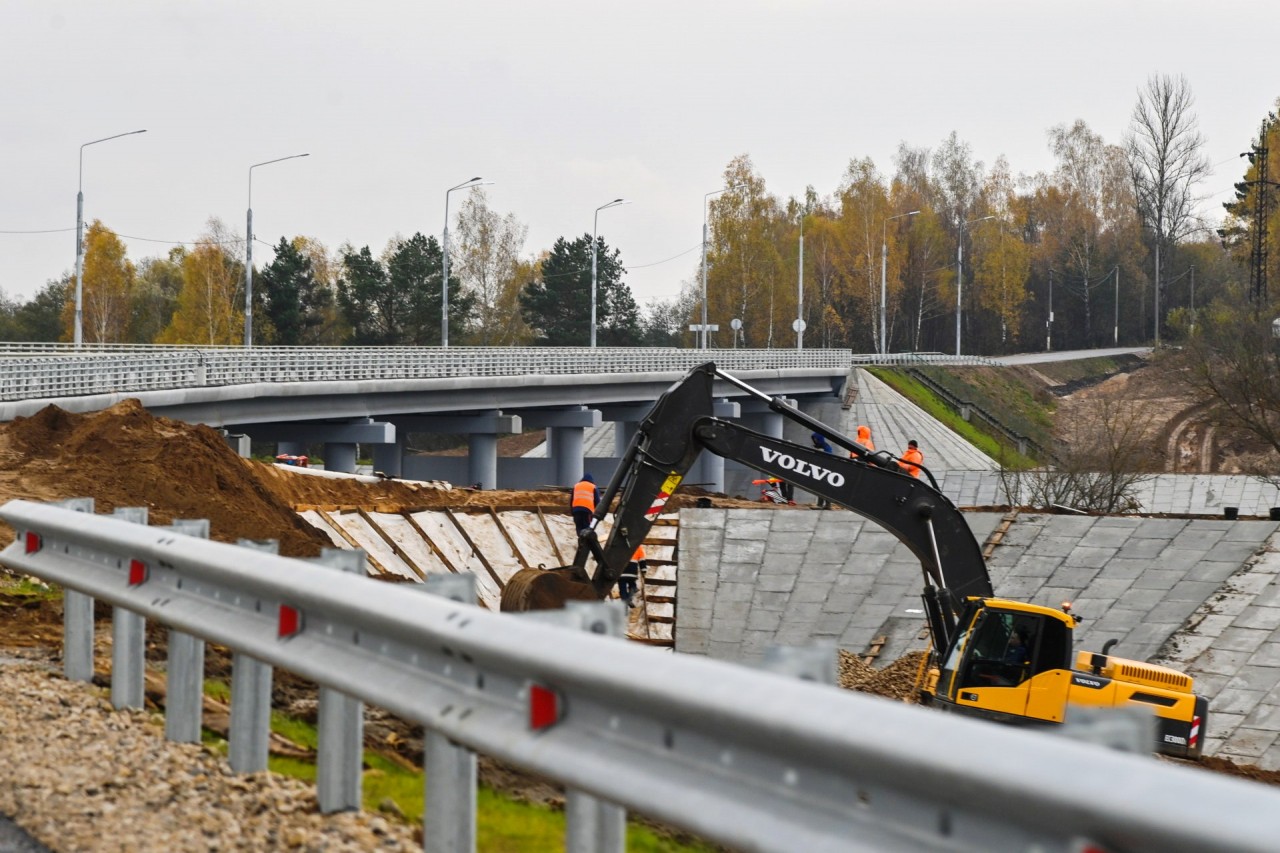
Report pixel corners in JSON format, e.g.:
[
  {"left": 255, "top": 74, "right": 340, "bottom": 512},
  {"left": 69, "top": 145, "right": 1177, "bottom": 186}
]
[{"left": 501, "top": 362, "right": 991, "bottom": 625}]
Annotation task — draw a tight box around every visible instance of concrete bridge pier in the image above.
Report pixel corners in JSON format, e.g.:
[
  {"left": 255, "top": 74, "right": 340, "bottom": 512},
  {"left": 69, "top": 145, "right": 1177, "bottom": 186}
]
[
  {"left": 240, "top": 419, "right": 396, "bottom": 474},
  {"left": 521, "top": 407, "right": 602, "bottom": 487},
  {"left": 689, "top": 399, "right": 741, "bottom": 495},
  {"left": 388, "top": 412, "right": 521, "bottom": 488},
  {"left": 372, "top": 438, "right": 403, "bottom": 478},
  {"left": 600, "top": 404, "right": 650, "bottom": 457}
]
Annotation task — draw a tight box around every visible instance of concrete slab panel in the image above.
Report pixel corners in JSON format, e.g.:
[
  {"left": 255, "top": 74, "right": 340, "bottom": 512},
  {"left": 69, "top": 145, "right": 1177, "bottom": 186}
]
[{"left": 1216, "top": 627, "right": 1274, "bottom": 654}]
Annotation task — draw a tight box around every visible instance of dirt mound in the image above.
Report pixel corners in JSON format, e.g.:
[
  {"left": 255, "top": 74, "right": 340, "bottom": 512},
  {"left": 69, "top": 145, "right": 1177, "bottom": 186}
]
[{"left": 0, "top": 400, "right": 329, "bottom": 557}]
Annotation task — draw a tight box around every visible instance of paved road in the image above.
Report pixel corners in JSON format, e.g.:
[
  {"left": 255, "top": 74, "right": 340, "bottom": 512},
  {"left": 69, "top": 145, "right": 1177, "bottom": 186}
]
[{"left": 992, "top": 347, "right": 1152, "bottom": 365}]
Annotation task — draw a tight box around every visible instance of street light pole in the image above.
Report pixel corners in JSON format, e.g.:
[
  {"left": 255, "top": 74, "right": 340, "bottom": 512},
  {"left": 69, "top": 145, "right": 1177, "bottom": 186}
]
[
  {"left": 956, "top": 215, "right": 995, "bottom": 356},
  {"left": 591, "top": 198, "right": 630, "bottom": 348},
  {"left": 1114, "top": 265, "right": 1120, "bottom": 346},
  {"left": 1047, "top": 268, "right": 1054, "bottom": 352},
  {"left": 881, "top": 210, "right": 920, "bottom": 356},
  {"left": 246, "top": 153, "right": 309, "bottom": 347},
  {"left": 75, "top": 129, "right": 146, "bottom": 348},
  {"left": 442, "top": 177, "right": 492, "bottom": 347},
  {"left": 797, "top": 209, "right": 805, "bottom": 350},
  {"left": 700, "top": 184, "right": 746, "bottom": 350}
]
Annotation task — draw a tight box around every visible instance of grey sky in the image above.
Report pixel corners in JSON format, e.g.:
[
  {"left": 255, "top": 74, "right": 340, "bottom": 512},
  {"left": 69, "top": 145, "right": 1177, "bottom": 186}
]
[{"left": 1, "top": 0, "right": 1275, "bottom": 310}]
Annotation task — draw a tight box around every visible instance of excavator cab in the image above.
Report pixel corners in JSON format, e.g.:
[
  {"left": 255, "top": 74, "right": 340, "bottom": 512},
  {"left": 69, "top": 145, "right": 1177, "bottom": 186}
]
[{"left": 933, "top": 599, "right": 1076, "bottom": 724}]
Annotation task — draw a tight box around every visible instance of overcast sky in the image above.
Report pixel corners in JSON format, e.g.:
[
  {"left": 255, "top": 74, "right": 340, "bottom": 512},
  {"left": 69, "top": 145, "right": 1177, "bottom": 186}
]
[{"left": 1, "top": 0, "right": 1276, "bottom": 310}]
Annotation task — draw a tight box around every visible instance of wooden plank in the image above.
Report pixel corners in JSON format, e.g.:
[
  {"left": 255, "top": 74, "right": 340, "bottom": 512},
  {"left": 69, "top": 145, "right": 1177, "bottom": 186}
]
[
  {"left": 488, "top": 507, "right": 531, "bottom": 570},
  {"left": 357, "top": 508, "right": 427, "bottom": 581},
  {"left": 317, "top": 510, "right": 391, "bottom": 576},
  {"left": 642, "top": 577, "right": 677, "bottom": 587},
  {"left": 648, "top": 615, "right": 675, "bottom": 625},
  {"left": 537, "top": 506, "right": 566, "bottom": 565},
  {"left": 861, "top": 634, "right": 889, "bottom": 665},
  {"left": 645, "top": 595, "right": 677, "bottom": 605},
  {"left": 403, "top": 512, "right": 463, "bottom": 575},
  {"left": 444, "top": 508, "right": 507, "bottom": 592}
]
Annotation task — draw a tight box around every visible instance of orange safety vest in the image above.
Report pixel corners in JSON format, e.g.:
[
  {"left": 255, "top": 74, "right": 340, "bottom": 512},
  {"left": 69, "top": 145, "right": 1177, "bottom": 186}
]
[
  {"left": 900, "top": 448, "right": 923, "bottom": 478},
  {"left": 631, "top": 545, "right": 646, "bottom": 562},
  {"left": 856, "top": 426, "right": 875, "bottom": 452},
  {"left": 572, "top": 480, "right": 596, "bottom": 511}
]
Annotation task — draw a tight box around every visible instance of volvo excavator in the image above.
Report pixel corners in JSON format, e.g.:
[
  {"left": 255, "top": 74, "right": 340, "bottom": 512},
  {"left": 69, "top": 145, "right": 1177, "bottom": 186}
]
[{"left": 500, "top": 362, "right": 1207, "bottom": 758}]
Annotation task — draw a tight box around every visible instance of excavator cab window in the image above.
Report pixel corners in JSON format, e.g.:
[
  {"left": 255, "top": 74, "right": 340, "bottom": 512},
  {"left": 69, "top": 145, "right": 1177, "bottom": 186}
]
[{"left": 957, "top": 611, "right": 1043, "bottom": 689}]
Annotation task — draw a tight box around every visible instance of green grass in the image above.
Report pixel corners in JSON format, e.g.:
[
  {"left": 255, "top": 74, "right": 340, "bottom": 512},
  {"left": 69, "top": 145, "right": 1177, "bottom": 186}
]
[
  {"left": 199, "top": 679, "right": 713, "bottom": 851},
  {"left": 0, "top": 573, "right": 61, "bottom": 601},
  {"left": 869, "top": 368, "right": 1037, "bottom": 470},
  {"left": 1030, "top": 355, "right": 1127, "bottom": 385}
]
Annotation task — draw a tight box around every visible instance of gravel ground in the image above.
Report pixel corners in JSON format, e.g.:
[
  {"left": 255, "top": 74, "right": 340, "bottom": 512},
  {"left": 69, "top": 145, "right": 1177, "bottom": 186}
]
[{"left": 0, "top": 657, "right": 418, "bottom": 852}]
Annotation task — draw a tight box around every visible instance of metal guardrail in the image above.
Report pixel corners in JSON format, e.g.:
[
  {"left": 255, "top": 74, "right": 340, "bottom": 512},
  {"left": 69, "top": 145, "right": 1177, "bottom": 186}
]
[
  {"left": 849, "top": 351, "right": 1004, "bottom": 367},
  {"left": 0, "top": 346, "right": 850, "bottom": 403},
  {"left": 1, "top": 499, "right": 1277, "bottom": 853}
]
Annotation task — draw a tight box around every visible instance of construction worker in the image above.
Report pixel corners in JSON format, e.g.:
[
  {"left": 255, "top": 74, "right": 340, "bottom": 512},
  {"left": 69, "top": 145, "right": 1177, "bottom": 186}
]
[
  {"left": 899, "top": 439, "right": 923, "bottom": 478},
  {"left": 810, "top": 432, "right": 834, "bottom": 508},
  {"left": 854, "top": 424, "right": 875, "bottom": 455},
  {"left": 618, "top": 544, "right": 647, "bottom": 607},
  {"left": 571, "top": 473, "right": 599, "bottom": 534}
]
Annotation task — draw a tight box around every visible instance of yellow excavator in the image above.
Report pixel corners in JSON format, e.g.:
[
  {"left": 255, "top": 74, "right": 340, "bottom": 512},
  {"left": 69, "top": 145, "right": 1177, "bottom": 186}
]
[{"left": 500, "top": 362, "right": 1207, "bottom": 758}]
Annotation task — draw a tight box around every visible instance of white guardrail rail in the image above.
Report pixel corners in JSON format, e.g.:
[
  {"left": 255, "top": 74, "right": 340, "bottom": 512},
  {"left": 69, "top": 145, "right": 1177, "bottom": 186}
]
[
  {"left": 0, "top": 346, "right": 850, "bottom": 403},
  {"left": 2, "top": 499, "right": 1274, "bottom": 853}
]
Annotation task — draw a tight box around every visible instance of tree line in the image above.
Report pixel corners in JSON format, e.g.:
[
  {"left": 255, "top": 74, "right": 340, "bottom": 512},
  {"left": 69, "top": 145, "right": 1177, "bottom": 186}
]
[{"left": 3, "top": 75, "right": 1277, "bottom": 355}]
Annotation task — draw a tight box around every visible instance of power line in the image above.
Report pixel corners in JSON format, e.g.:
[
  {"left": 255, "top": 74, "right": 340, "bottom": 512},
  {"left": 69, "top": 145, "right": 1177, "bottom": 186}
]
[
  {"left": 0, "top": 227, "right": 75, "bottom": 234},
  {"left": 625, "top": 243, "right": 701, "bottom": 270}
]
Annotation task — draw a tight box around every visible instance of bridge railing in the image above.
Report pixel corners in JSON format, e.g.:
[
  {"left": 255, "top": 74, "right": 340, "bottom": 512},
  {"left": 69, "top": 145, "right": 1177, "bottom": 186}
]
[
  {"left": 0, "top": 498, "right": 1275, "bottom": 853},
  {"left": 0, "top": 346, "right": 851, "bottom": 402},
  {"left": 849, "top": 352, "right": 1004, "bottom": 367}
]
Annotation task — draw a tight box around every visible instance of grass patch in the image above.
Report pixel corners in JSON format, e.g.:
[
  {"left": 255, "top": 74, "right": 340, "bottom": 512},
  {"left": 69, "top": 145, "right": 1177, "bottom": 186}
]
[
  {"left": 869, "top": 369, "right": 1037, "bottom": 470},
  {"left": 1031, "top": 355, "right": 1127, "bottom": 385},
  {"left": 0, "top": 573, "right": 62, "bottom": 601},
  {"left": 916, "top": 366, "right": 1056, "bottom": 449},
  {"left": 198, "top": 680, "right": 712, "bottom": 851}
]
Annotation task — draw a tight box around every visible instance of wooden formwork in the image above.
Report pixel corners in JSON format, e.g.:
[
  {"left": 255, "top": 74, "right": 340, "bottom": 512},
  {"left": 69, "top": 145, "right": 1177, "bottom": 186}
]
[{"left": 296, "top": 504, "right": 677, "bottom": 645}]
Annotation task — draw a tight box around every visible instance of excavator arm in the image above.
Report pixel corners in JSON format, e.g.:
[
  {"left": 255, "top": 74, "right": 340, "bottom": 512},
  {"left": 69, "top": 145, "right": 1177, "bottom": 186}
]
[{"left": 500, "top": 362, "right": 992, "bottom": 640}]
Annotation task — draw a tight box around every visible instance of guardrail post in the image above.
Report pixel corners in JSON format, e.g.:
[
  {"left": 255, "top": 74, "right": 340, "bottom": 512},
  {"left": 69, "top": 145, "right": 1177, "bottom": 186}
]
[
  {"left": 56, "top": 498, "right": 97, "bottom": 683},
  {"left": 418, "top": 574, "right": 478, "bottom": 853},
  {"left": 315, "top": 548, "right": 366, "bottom": 814},
  {"left": 229, "top": 538, "right": 278, "bottom": 773},
  {"left": 563, "top": 602, "right": 627, "bottom": 853},
  {"left": 161, "top": 518, "right": 208, "bottom": 743},
  {"left": 109, "top": 505, "right": 150, "bottom": 710}
]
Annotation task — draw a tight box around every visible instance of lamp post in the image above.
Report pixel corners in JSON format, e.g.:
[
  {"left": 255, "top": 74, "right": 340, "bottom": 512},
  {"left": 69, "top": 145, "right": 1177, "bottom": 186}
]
[
  {"left": 442, "top": 177, "right": 492, "bottom": 347},
  {"left": 1114, "top": 265, "right": 1121, "bottom": 345},
  {"left": 796, "top": 207, "right": 806, "bottom": 350},
  {"left": 1047, "top": 267, "right": 1054, "bottom": 352},
  {"left": 956, "top": 214, "right": 995, "bottom": 356},
  {"left": 74, "top": 129, "right": 147, "bottom": 348},
  {"left": 590, "top": 198, "right": 631, "bottom": 348},
  {"left": 881, "top": 210, "right": 920, "bottom": 355},
  {"left": 700, "top": 185, "right": 746, "bottom": 350},
  {"left": 246, "top": 153, "right": 309, "bottom": 347}
]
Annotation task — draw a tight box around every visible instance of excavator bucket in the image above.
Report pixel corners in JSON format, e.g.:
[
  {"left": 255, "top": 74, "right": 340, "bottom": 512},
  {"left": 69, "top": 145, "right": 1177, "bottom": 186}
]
[{"left": 500, "top": 566, "right": 601, "bottom": 612}]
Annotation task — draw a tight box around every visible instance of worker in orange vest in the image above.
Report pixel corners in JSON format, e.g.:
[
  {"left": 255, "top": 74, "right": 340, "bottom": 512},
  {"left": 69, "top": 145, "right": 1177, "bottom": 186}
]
[
  {"left": 571, "top": 473, "right": 599, "bottom": 534},
  {"left": 899, "top": 440, "right": 923, "bottom": 478},
  {"left": 618, "top": 544, "right": 647, "bottom": 608},
  {"left": 853, "top": 424, "right": 875, "bottom": 455}
]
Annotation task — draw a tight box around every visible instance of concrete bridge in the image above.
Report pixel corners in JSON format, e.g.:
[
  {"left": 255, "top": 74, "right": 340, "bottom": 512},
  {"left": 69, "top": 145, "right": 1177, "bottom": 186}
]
[{"left": 0, "top": 345, "right": 864, "bottom": 492}]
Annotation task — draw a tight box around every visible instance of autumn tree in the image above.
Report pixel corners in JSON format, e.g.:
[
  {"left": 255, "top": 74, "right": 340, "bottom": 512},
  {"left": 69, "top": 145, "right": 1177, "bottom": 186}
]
[
  {"left": 63, "top": 220, "right": 135, "bottom": 343},
  {"left": 157, "top": 219, "right": 243, "bottom": 345},
  {"left": 970, "top": 158, "right": 1031, "bottom": 352},
  {"left": 1220, "top": 108, "right": 1280, "bottom": 304},
  {"left": 833, "top": 158, "right": 890, "bottom": 351},
  {"left": 293, "top": 236, "right": 347, "bottom": 345},
  {"left": 127, "top": 249, "right": 183, "bottom": 344},
  {"left": 705, "top": 156, "right": 790, "bottom": 348},
  {"left": 1126, "top": 74, "right": 1210, "bottom": 342},
  {"left": 891, "top": 144, "right": 951, "bottom": 351},
  {"left": 452, "top": 187, "right": 530, "bottom": 345}
]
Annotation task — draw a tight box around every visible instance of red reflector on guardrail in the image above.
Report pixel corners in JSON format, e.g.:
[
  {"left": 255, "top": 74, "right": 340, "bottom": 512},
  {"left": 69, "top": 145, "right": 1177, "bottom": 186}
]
[
  {"left": 127, "top": 559, "right": 148, "bottom": 586},
  {"left": 278, "top": 604, "right": 302, "bottom": 638},
  {"left": 23, "top": 532, "right": 41, "bottom": 554},
  {"left": 529, "top": 683, "right": 560, "bottom": 730}
]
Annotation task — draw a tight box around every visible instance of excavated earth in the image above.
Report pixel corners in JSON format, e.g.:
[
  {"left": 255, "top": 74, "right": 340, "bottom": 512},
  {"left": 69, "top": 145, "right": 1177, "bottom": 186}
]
[{"left": 0, "top": 399, "right": 1276, "bottom": 850}]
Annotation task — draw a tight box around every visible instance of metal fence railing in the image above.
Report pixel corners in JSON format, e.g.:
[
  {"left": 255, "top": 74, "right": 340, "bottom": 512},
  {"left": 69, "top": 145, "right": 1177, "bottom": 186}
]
[
  {"left": 849, "top": 352, "right": 1004, "bottom": 368},
  {"left": 1, "top": 498, "right": 1276, "bottom": 853},
  {"left": 0, "top": 346, "right": 851, "bottom": 403}
]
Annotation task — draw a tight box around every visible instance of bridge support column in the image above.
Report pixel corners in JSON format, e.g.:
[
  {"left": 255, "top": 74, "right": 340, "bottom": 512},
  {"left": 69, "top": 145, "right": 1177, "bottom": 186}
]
[
  {"left": 277, "top": 440, "right": 306, "bottom": 457},
  {"left": 372, "top": 439, "right": 403, "bottom": 478},
  {"left": 468, "top": 433, "right": 498, "bottom": 490},
  {"left": 689, "top": 399, "right": 741, "bottom": 495},
  {"left": 520, "top": 407, "right": 603, "bottom": 486},
  {"left": 324, "top": 442, "right": 358, "bottom": 474}
]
